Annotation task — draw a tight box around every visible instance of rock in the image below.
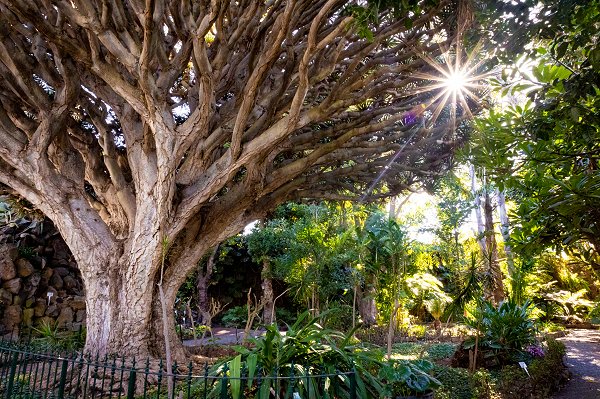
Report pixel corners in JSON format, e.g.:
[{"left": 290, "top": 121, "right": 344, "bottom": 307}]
[
  {"left": 54, "top": 267, "right": 69, "bottom": 277},
  {"left": 16, "top": 259, "right": 34, "bottom": 277},
  {"left": 63, "top": 275, "right": 78, "bottom": 291},
  {"left": 2, "top": 305, "right": 22, "bottom": 330},
  {"left": 3, "top": 278, "right": 21, "bottom": 294},
  {"left": 41, "top": 267, "right": 54, "bottom": 281},
  {"left": 22, "top": 308, "right": 34, "bottom": 327},
  {"left": 0, "top": 243, "right": 19, "bottom": 261},
  {"left": 69, "top": 299, "right": 86, "bottom": 311},
  {"left": 45, "top": 304, "right": 59, "bottom": 317},
  {"left": 0, "top": 258, "right": 16, "bottom": 281},
  {"left": 75, "top": 309, "right": 86, "bottom": 323},
  {"left": 33, "top": 299, "right": 46, "bottom": 317},
  {"left": 24, "top": 272, "right": 41, "bottom": 291},
  {"left": 25, "top": 298, "right": 35, "bottom": 307},
  {"left": 0, "top": 288, "right": 12, "bottom": 305},
  {"left": 52, "top": 240, "right": 69, "bottom": 260},
  {"left": 49, "top": 272, "right": 63, "bottom": 289},
  {"left": 29, "top": 255, "right": 44, "bottom": 268},
  {"left": 13, "top": 295, "right": 21, "bottom": 305},
  {"left": 56, "top": 307, "right": 73, "bottom": 328}
]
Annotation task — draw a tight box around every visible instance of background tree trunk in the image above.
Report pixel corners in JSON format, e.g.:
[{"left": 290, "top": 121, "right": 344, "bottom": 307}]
[
  {"left": 197, "top": 245, "right": 219, "bottom": 325},
  {"left": 360, "top": 275, "right": 378, "bottom": 326},
  {"left": 470, "top": 164, "right": 487, "bottom": 255},
  {"left": 497, "top": 190, "right": 515, "bottom": 277},
  {"left": 484, "top": 190, "right": 504, "bottom": 304},
  {"left": 261, "top": 259, "right": 275, "bottom": 325}
]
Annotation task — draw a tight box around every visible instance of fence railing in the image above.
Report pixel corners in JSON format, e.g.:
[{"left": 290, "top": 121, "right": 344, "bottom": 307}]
[{"left": 0, "top": 341, "right": 358, "bottom": 399}]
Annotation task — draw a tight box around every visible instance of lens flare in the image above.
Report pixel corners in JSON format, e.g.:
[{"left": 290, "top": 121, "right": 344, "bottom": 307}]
[{"left": 443, "top": 70, "right": 468, "bottom": 94}]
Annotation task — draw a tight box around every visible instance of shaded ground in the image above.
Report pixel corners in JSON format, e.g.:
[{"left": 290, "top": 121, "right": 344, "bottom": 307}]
[{"left": 553, "top": 329, "right": 600, "bottom": 399}]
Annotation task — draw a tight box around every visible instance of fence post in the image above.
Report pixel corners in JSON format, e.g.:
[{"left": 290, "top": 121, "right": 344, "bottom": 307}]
[
  {"left": 127, "top": 366, "right": 137, "bottom": 399},
  {"left": 57, "top": 358, "right": 69, "bottom": 399},
  {"left": 187, "top": 361, "right": 193, "bottom": 399},
  {"left": 349, "top": 367, "right": 357, "bottom": 399},
  {"left": 220, "top": 364, "right": 229, "bottom": 399},
  {"left": 4, "top": 351, "right": 19, "bottom": 399}
]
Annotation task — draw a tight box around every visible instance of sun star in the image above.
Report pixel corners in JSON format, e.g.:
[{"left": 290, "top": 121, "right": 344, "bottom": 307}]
[{"left": 444, "top": 70, "right": 468, "bottom": 95}]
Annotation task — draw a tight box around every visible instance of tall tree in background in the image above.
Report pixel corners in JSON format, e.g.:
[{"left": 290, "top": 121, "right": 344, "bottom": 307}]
[{"left": 0, "top": 0, "right": 473, "bottom": 358}]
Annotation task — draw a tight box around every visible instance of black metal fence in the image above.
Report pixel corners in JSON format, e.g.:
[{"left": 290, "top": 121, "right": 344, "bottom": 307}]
[{"left": 0, "top": 341, "right": 358, "bottom": 399}]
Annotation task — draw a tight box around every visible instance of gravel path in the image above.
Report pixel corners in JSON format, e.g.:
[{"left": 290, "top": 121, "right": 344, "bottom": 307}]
[{"left": 552, "top": 329, "right": 600, "bottom": 399}]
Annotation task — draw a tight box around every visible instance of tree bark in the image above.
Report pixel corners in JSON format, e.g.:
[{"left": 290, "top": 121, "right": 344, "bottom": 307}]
[
  {"left": 261, "top": 259, "right": 275, "bottom": 325},
  {"left": 483, "top": 190, "right": 504, "bottom": 305},
  {"left": 360, "top": 274, "right": 378, "bottom": 326},
  {"left": 469, "top": 163, "right": 487, "bottom": 255},
  {"left": 197, "top": 245, "right": 219, "bottom": 325},
  {"left": 497, "top": 190, "right": 515, "bottom": 277}
]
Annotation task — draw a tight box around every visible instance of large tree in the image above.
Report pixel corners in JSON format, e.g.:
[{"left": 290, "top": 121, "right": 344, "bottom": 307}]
[{"left": 0, "top": 0, "right": 471, "bottom": 358}]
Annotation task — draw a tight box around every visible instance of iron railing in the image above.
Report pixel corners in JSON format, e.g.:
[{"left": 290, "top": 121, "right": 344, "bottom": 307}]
[{"left": 0, "top": 341, "right": 358, "bottom": 399}]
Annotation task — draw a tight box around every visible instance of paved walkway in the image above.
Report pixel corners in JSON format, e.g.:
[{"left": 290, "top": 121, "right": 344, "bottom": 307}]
[
  {"left": 552, "top": 329, "right": 600, "bottom": 399},
  {"left": 183, "top": 327, "right": 268, "bottom": 346}
]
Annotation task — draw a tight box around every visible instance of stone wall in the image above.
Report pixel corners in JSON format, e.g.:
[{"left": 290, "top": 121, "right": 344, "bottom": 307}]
[{"left": 0, "top": 221, "right": 85, "bottom": 339}]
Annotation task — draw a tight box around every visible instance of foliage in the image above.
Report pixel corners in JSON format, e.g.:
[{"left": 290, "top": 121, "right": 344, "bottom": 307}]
[
  {"left": 208, "top": 312, "right": 384, "bottom": 398},
  {"left": 424, "top": 343, "right": 457, "bottom": 361},
  {"left": 220, "top": 306, "right": 251, "bottom": 329},
  {"left": 432, "top": 365, "right": 477, "bottom": 399},
  {"left": 472, "top": 0, "right": 600, "bottom": 272},
  {"left": 465, "top": 300, "right": 537, "bottom": 364},
  {"left": 544, "top": 289, "right": 595, "bottom": 321},
  {"left": 438, "top": 340, "right": 567, "bottom": 399},
  {"left": 495, "top": 338, "right": 568, "bottom": 399},
  {"left": 378, "top": 359, "right": 441, "bottom": 397},
  {"left": 29, "top": 321, "right": 86, "bottom": 351}
]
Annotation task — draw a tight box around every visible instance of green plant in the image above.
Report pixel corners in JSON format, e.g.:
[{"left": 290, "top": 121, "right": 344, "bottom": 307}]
[
  {"left": 495, "top": 338, "right": 568, "bottom": 399},
  {"left": 465, "top": 300, "right": 537, "bottom": 364},
  {"left": 30, "top": 322, "right": 86, "bottom": 351},
  {"left": 274, "top": 307, "right": 297, "bottom": 327},
  {"left": 378, "top": 359, "right": 441, "bottom": 397},
  {"left": 432, "top": 365, "right": 475, "bottom": 399},
  {"left": 424, "top": 343, "right": 456, "bottom": 361},
  {"left": 220, "top": 305, "right": 249, "bottom": 328},
  {"left": 31, "top": 321, "right": 60, "bottom": 348},
  {"left": 206, "top": 311, "right": 384, "bottom": 398}
]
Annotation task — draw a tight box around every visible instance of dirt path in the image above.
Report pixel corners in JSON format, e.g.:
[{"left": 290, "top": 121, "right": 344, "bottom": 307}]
[{"left": 552, "top": 329, "right": 600, "bottom": 399}]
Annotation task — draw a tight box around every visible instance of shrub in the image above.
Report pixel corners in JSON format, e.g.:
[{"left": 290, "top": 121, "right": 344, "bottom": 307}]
[
  {"left": 465, "top": 300, "right": 537, "bottom": 366},
  {"left": 220, "top": 305, "right": 248, "bottom": 328},
  {"left": 528, "top": 338, "right": 568, "bottom": 398},
  {"left": 425, "top": 343, "right": 456, "bottom": 361},
  {"left": 379, "top": 359, "right": 441, "bottom": 397},
  {"left": 320, "top": 302, "right": 353, "bottom": 331},
  {"left": 432, "top": 365, "right": 475, "bottom": 399},
  {"left": 495, "top": 338, "right": 568, "bottom": 399},
  {"left": 207, "top": 312, "right": 385, "bottom": 398},
  {"left": 274, "top": 307, "right": 297, "bottom": 326},
  {"left": 207, "top": 311, "right": 444, "bottom": 399}
]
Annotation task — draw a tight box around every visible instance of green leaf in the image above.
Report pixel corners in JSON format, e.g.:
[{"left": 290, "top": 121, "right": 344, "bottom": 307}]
[
  {"left": 230, "top": 354, "right": 242, "bottom": 399},
  {"left": 246, "top": 353, "right": 258, "bottom": 389}
]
